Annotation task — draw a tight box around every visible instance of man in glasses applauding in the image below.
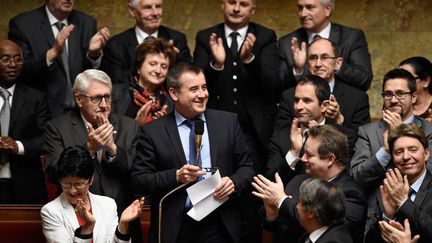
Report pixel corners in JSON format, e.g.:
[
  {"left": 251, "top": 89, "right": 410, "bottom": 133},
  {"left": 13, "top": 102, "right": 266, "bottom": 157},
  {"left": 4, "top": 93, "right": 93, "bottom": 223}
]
[{"left": 43, "top": 69, "right": 142, "bottom": 241}]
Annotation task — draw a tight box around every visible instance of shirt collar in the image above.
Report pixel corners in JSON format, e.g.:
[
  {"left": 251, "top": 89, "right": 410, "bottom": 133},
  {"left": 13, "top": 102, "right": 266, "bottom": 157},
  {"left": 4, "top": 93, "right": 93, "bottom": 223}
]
[
  {"left": 45, "top": 5, "right": 68, "bottom": 26},
  {"left": 309, "top": 226, "right": 329, "bottom": 242},
  {"left": 307, "top": 22, "right": 331, "bottom": 44},
  {"left": 174, "top": 110, "right": 206, "bottom": 127},
  {"left": 410, "top": 169, "right": 427, "bottom": 193},
  {"left": 135, "top": 26, "right": 159, "bottom": 44},
  {"left": 300, "top": 118, "right": 326, "bottom": 134},
  {"left": 0, "top": 84, "right": 16, "bottom": 97},
  {"left": 224, "top": 24, "right": 249, "bottom": 40},
  {"left": 328, "top": 79, "right": 335, "bottom": 93},
  {"left": 403, "top": 114, "right": 415, "bottom": 124}
]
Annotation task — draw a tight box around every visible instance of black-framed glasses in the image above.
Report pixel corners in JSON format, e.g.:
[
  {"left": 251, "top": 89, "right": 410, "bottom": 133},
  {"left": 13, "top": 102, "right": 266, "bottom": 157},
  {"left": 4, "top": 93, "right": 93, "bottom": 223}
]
[
  {"left": 381, "top": 91, "right": 412, "bottom": 100},
  {"left": 60, "top": 179, "right": 90, "bottom": 189},
  {"left": 307, "top": 55, "right": 337, "bottom": 63},
  {"left": 80, "top": 94, "right": 112, "bottom": 104},
  {"left": 203, "top": 167, "right": 218, "bottom": 174},
  {"left": 0, "top": 55, "right": 23, "bottom": 65}
]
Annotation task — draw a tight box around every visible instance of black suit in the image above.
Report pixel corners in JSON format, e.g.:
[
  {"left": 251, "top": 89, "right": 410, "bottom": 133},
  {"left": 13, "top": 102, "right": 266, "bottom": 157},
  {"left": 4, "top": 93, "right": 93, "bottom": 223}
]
[
  {"left": 131, "top": 109, "right": 255, "bottom": 243},
  {"left": 42, "top": 110, "right": 139, "bottom": 212},
  {"left": 6, "top": 83, "right": 51, "bottom": 203},
  {"left": 273, "top": 79, "right": 370, "bottom": 134},
  {"left": 193, "top": 22, "right": 281, "bottom": 173},
  {"left": 279, "top": 23, "right": 372, "bottom": 91},
  {"left": 269, "top": 173, "right": 366, "bottom": 243},
  {"left": 102, "top": 26, "right": 192, "bottom": 84},
  {"left": 8, "top": 6, "right": 98, "bottom": 116},
  {"left": 366, "top": 170, "right": 432, "bottom": 243},
  {"left": 297, "top": 224, "right": 353, "bottom": 243}
]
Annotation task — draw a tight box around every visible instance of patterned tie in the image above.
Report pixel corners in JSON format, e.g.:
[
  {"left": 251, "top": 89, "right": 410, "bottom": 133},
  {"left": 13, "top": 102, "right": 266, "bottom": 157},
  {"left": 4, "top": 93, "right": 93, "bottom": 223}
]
[
  {"left": 229, "top": 32, "right": 239, "bottom": 58},
  {"left": 54, "top": 22, "right": 74, "bottom": 108},
  {"left": 0, "top": 89, "right": 11, "bottom": 165},
  {"left": 408, "top": 187, "right": 416, "bottom": 201}
]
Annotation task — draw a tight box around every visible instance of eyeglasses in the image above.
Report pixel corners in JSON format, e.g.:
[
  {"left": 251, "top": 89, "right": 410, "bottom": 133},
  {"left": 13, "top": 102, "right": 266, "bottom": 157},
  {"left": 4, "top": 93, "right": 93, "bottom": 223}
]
[
  {"left": 307, "top": 55, "right": 337, "bottom": 63},
  {"left": 381, "top": 91, "right": 412, "bottom": 100},
  {"left": 80, "top": 94, "right": 112, "bottom": 104},
  {"left": 0, "top": 56, "right": 23, "bottom": 65},
  {"left": 60, "top": 180, "right": 90, "bottom": 189}
]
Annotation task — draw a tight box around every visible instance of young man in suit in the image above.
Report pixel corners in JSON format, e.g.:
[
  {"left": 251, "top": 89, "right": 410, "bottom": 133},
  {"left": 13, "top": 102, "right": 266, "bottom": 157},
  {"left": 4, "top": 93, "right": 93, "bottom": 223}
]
[
  {"left": 0, "top": 40, "right": 51, "bottom": 204},
  {"left": 102, "top": 0, "right": 192, "bottom": 84},
  {"left": 350, "top": 68, "right": 432, "bottom": 228},
  {"left": 42, "top": 69, "right": 141, "bottom": 241},
  {"left": 8, "top": 0, "right": 110, "bottom": 116},
  {"left": 274, "top": 37, "right": 370, "bottom": 134},
  {"left": 296, "top": 178, "right": 353, "bottom": 243},
  {"left": 365, "top": 124, "right": 432, "bottom": 243},
  {"left": 253, "top": 125, "right": 366, "bottom": 243},
  {"left": 266, "top": 75, "right": 357, "bottom": 185},
  {"left": 278, "top": 0, "right": 372, "bottom": 91},
  {"left": 131, "top": 62, "right": 255, "bottom": 243}
]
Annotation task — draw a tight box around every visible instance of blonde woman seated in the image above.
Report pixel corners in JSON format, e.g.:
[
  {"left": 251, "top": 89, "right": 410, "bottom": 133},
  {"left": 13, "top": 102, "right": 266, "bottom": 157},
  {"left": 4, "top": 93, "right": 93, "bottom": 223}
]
[
  {"left": 112, "top": 38, "right": 177, "bottom": 126},
  {"left": 41, "top": 146, "right": 144, "bottom": 243}
]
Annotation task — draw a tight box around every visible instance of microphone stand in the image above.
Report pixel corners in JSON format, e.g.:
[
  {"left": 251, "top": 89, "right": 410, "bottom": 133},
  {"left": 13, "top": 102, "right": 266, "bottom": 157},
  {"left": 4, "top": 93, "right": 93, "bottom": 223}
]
[{"left": 158, "top": 140, "right": 203, "bottom": 243}]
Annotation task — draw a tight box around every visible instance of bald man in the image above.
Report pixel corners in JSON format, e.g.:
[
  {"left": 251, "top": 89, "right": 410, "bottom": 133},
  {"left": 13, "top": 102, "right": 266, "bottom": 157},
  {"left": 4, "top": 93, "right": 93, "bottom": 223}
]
[{"left": 0, "top": 40, "right": 51, "bottom": 203}]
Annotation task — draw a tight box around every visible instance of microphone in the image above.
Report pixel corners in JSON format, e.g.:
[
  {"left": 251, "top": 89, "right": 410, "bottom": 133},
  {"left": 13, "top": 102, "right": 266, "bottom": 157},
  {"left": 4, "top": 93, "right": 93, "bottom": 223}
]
[{"left": 194, "top": 119, "right": 204, "bottom": 166}]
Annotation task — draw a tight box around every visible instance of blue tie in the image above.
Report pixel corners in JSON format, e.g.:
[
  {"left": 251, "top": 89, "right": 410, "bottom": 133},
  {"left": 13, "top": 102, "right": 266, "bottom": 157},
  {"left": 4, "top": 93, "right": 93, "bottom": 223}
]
[{"left": 183, "top": 120, "right": 197, "bottom": 166}]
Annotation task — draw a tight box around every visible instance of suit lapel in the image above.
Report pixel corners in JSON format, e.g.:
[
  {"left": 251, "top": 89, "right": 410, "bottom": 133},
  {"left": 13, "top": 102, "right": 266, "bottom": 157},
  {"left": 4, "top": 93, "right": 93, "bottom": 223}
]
[
  {"left": 60, "top": 194, "right": 80, "bottom": 231},
  {"left": 376, "top": 120, "right": 387, "bottom": 146},
  {"left": 329, "top": 23, "right": 341, "bottom": 45},
  {"left": 70, "top": 110, "right": 89, "bottom": 144},
  {"left": 39, "top": 7, "right": 55, "bottom": 49},
  {"left": 127, "top": 28, "right": 139, "bottom": 65},
  {"left": 67, "top": 12, "right": 79, "bottom": 77},
  {"left": 9, "top": 84, "right": 25, "bottom": 130},
  {"left": 204, "top": 111, "right": 218, "bottom": 167},
  {"left": 413, "top": 171, "right": 431, "bottom": 207},
  {"left": 164, "top": 114, "right": 188, "bottom": 166}
]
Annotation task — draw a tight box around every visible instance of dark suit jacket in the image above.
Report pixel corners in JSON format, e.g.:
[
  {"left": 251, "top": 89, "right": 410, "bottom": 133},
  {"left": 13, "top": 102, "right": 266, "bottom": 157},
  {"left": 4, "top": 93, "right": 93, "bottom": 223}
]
[
  {"left": 7, "top": 83, "right": 51, "bottom": 203},
  {"left": 365, "top": 170, "right": 432, "bottom": 243},
  {"left": 278, "top": 23, "right": 372, "bottom": 91},
  {"left": 273, "top": 78, "right": 371, "bottom": 134},
  {"left": 297, "top": 224, "right": 354, "bottom": 243},
  {"left": 350, "top": 117, "right": 432, "bottom": 227},
  {"left": 101, "top": 26, "right": 192, "bottom": 84},
  {"left": 8, "top": 6, "right": 97, "bottom": 116},
  {"left": 193, "top": 22, "right": 281, "bottom": 159},
  {"left": 131, "top": 109, "right": 255, "bottom": 243},
  {"left": 42, "top": 110, "right": 139, "bottom": 212},
  {"left": 270, "top": 173, "right": 366, "bottom": 243}
]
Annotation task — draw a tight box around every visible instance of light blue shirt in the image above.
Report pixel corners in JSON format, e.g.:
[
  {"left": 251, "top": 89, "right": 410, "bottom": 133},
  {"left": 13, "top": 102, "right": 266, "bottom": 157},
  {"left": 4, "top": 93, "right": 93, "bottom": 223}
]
[{"left": 174, "top": 111, "right": 212, "bottom": 179}]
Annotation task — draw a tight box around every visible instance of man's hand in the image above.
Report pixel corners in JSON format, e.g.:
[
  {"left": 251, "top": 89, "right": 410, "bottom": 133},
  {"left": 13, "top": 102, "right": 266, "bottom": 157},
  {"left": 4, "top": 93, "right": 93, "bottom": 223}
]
[
  {"left": 209, "top": 33, "right": 226, "bottom": 69},
  {"left": 75, "top": 198, "right": 95, "bottom": 235},
  {"left": 251, "top": 173, "right": 287, "bottom": 221},
  {"left": 118, "top": 197, "right": 145, "bottom": 234},
  {"left": 0, "top": 136, "right": 18, "bottom": 154},
  {"left": 383, "top": 168, "right": 410, "bottom": 207},
  {"left": 46, "top": 24, "right": 75, "bottom": 63},
  {"left": 290, "top": 118, "right": 303, "bottom": 157},
  {"left": 239, "top": 33, "right": 256, "bottom": 63},
  {"left": 291, "top": 37, "right": 307, "bottom": 74},
  {"left": 168, "top": 39, "right": 180, "bottom": 54},
  {"left": 214, "top": 176, "right": 235, "bottom": 201},
  {"left": 86, "top": 114, "right": 117, "bottom": 156},
  {"left": 176, "top": 164, "right": 205, "bottom": 183},
  {"left": 325, "top": 95, "right": 344, "bottom": 124},
  {"left": 88, "top": 27, "right": 110, "bottom": 58},
  {"left": 379, "top": 219, "right": 420, "bottom": 243},
  {"left": 383, "top": 109, "right": 403, "bottom": 130}
]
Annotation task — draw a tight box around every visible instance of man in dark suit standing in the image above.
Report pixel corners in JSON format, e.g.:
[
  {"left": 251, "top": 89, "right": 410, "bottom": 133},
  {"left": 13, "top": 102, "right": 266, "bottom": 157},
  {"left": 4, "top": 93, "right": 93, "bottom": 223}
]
[
  {"left": 266, "top": 75, "right": 357, "bottom": 185},
  {"left": 102, "top": 0, "right": 192, "bottom": 84},
  {"left": 8, "top": 0, "right": 110, "bottom": 116},
  {"left": 253, "top": 125, "right": 366, "bottom": 243},
  {"left": 193, "top": 2, "right": 280, "bottom": 242},
  {"left": 0, "top": 40, "right": 51, "bottom": 204},
  {"left": 42, "top": 69, "right": 141, "bottom": 241},
  {"left": 274, "top": 38, "right": 370, "bottom": 134},
  {"left": 131, "top": 63, "right": 255, "bottom": 243},
  {"left": 365, "top": 124, "right": 432, "bottom": 243},
  {"left": 279, "top": 0, "right": 372, "bottom": 91}
]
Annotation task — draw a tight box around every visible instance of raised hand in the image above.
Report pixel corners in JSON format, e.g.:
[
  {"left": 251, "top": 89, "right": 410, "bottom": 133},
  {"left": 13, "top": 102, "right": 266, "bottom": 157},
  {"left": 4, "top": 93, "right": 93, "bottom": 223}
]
[
  {"left": 88, "top": 27, "right": 110, "bottom": 58},
  {"left": 239, "top": 33, "right": 256, "bottom": 63},
  {"left": 75, "top": 198, "right": 95, "bottom": 235},
  {"left": 47, "top": 24, "right": 75, "bottom": 62},
  {"left": 290, "top": 118, "right": 304, "bottom": 157},
  {"left": 291, "top": 37, "right": 307, "bottom": 74},
  {"left": 326, "top": 94, "right": 344, "bottom": 124},
  {"left": 209, "top": 33, "right": 226, "bottom": 69}
]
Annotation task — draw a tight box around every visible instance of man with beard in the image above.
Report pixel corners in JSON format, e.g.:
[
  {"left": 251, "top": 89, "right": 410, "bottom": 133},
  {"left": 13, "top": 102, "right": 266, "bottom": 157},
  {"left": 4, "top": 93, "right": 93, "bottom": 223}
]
[
  {"left": 350, "top": 68, "right": 432, "bottom": 228},
  {"left": 0, "top": 40, "right": 51, "bottom": 203}
]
